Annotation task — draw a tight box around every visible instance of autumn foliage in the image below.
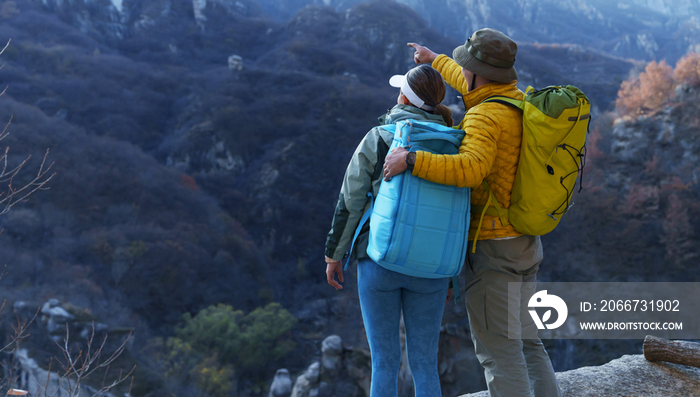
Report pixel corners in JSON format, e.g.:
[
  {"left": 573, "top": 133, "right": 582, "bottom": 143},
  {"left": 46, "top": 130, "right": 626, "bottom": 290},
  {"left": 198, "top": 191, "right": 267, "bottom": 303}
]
[
  {"left": 616, "top": 60, "right": 674, "bottom": 116},
  {"left": 674, "top": 52, "right": 700, "bottom": 87},
  {"left": 181, "top": 173, "right": 199, "bottom": 191},
  {"left": 616, "top": 52, "right": 700, "bottom": 117}
]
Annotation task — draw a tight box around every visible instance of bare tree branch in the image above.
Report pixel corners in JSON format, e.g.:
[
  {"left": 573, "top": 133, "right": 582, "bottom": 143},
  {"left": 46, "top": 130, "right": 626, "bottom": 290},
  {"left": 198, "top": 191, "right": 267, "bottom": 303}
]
[
  {"left": 0, "top": 37, "right": 55, "bottom": 218},
  {"left": 1, "top": 306, "right": 39, "bottom": 393},
  {"left": 49, "top": 323, "right": 135, "bottom": 397},
  {"left": 0, "top": 307, "right": 134, "bottom": 397},
  {"left": 1, "top": 309, "right": 38, "bottom": 353},
  {"left": 0, "top": 39, "right": 9, "bottom": 56},
  {"left": 0, "top": 124, "right": 56, "bottom": 216}
]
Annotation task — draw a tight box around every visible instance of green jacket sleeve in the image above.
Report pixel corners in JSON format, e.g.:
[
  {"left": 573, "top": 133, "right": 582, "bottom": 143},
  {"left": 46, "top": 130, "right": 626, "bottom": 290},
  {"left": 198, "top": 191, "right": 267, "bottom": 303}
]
[{"left": 325, "top": 127, "right": 391, "bottom": 261}]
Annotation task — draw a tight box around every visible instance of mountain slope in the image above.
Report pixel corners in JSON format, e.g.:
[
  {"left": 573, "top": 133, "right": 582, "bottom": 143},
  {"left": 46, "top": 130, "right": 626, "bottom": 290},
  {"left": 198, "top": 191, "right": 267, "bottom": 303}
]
[{"left": 3, "top": 0, "right": 698, "bottom": 395}]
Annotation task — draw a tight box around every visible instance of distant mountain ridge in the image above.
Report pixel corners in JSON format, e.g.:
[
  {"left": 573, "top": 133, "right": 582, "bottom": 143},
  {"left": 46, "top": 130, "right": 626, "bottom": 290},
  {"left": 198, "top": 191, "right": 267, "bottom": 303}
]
[
  {"left": 29, "top": 0, "right": 700, "bottom": 64},
  {"left": 255, "top": 0, "right": 700, "bottom": 63}
]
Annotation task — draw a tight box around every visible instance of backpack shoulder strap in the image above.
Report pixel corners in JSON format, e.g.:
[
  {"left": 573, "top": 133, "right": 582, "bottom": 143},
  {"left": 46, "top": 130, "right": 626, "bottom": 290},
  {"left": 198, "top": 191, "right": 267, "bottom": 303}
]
[
  {"left": 481, "top": 95, "right": 525, "bottom": 111},
  {"left": 379, "top": 124, "right": 397, "bottom": 133},
  {"left": 377, "top": 124, "right": 397, "bottom": 147},
  {"left": 470, "top": 180, "right": 510, "bottom": 253},
  {"left": 468, "top": 96, "right": 523, "bottom": 251}
]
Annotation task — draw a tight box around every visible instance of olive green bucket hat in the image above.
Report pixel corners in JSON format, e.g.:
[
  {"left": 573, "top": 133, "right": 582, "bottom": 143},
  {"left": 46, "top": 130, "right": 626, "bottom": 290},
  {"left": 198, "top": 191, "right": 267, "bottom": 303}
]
[{"left": 453, "top": 28, "right": 518, "bottom": 83}]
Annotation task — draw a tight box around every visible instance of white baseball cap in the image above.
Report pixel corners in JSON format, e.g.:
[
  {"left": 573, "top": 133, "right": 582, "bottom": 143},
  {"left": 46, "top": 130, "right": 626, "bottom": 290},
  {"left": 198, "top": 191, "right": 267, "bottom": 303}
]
[{"left": 389, "top": 73, "right": 434, "bottom": 111}]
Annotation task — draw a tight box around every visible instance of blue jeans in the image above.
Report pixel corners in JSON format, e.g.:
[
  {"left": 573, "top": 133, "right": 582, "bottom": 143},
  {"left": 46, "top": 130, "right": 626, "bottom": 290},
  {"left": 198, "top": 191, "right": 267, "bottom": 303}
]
[{"left": 357, "top": 258, "right": 448, "bottom": 397}]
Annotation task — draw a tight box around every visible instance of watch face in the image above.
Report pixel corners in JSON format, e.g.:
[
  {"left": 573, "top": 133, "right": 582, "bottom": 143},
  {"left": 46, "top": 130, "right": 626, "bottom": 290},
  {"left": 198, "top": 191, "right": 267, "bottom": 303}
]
[{"left": 407, "top": 152, "right": 416, "bottom": 166}]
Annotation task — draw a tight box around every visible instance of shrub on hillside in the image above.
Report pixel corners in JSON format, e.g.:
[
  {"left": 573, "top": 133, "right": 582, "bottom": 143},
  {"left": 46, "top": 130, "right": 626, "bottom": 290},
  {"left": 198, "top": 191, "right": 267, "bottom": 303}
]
[
  {"left": 176, "top": 302, "right": 296, "bottom": 372},
  {"left": 151, "top": 302, "right": 297, "bottom": 395}
]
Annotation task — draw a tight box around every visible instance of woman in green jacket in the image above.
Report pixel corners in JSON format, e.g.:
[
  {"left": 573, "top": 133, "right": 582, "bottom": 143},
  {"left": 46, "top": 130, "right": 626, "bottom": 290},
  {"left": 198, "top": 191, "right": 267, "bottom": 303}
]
[{"left": 324, "top": 64, "right": 453, "bottom": 397}]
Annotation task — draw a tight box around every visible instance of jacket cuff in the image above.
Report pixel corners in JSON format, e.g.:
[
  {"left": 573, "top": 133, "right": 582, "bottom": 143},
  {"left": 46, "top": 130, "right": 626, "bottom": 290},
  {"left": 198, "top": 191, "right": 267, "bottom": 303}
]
[
  {"left": 412, "top": 150, "right": 428, "bottom": 178},
  {"left": 324, "top": 248, "right": 345, "bottom": 261}
]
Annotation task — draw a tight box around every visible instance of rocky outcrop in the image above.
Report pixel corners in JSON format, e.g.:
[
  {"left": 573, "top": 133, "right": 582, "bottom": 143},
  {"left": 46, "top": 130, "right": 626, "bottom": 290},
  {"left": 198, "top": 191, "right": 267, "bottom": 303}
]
[
  {"left": 269, "top": 369, "right": 293, "bottom": 397},
  {"left": 228, "top": 54, "right": 243, "bottom": 71},
  {"left": 15, "top": 299, "right": 132, "bottom": 352},
  {"left": 11, "top": 348, "right": 124, "bottom": 397},
  {"left": 610, "top": 85, "right": 700, "bottom": 183},
  {"left": 40, "top": 298, "right": 76, "bottom": 341},
  {"left": 193, "top": 0, "right": 207, "bottom": 25},
  {"left": 7, "top": 299, "right": 134, "bottom": 397},
  {"left": 286, "top": 335, "right": 371, "bottom": 397},
  {"left": 459, "top": 354, "right": 700, "bottom": 397}
]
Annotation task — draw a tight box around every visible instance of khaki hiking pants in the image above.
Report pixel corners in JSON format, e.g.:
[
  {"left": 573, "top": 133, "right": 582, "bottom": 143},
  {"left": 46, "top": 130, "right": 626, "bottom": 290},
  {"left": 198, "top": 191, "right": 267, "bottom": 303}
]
[{"left": 465, "top": 235, "right": 561, "bottom": 397}]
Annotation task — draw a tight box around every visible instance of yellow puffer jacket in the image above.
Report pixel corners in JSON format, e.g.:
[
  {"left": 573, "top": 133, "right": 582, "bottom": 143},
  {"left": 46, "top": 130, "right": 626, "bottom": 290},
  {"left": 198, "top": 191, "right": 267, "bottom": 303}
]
[{"left": 413, "top": 54, "right": 524, "bottom": 240}]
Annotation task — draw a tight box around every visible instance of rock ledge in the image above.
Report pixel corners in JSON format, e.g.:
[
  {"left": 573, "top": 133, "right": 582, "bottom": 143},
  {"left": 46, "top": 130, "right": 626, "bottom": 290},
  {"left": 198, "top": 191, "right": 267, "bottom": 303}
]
[{"left": 460, "top": 354, "right": 700, "bottom": 397}]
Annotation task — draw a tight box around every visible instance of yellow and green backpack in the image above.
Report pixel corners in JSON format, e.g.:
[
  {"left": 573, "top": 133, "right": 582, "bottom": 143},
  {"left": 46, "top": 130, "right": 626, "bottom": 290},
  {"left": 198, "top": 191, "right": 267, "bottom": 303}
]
[{"left": 472, "top": 85, "right": 591, "bottom": 241}]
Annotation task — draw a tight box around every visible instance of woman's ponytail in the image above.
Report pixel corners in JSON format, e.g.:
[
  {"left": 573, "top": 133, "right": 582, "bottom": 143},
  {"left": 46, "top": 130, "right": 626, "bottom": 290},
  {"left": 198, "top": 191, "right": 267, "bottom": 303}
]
[
  {"left": 433, "top": 103, "right": 453, "bottom": 127},
  {"left": 406, "top": 65, "right": 453, "bottom": 127}
]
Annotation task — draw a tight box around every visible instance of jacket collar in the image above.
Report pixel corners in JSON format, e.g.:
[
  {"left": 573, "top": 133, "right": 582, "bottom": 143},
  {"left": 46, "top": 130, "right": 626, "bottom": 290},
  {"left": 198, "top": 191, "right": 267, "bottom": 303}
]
[
  {"left": 379, "top": 104, "right": 448, "bottom": 126},
  {"left": 462, "top": 80, "right": 523, "bottom": 110}
]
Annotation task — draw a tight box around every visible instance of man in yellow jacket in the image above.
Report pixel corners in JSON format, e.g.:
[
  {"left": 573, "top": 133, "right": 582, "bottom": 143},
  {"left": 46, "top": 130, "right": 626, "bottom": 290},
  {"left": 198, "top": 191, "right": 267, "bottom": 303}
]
[{"left": 384, "top": 28, "right": 561, "bottom": 397}]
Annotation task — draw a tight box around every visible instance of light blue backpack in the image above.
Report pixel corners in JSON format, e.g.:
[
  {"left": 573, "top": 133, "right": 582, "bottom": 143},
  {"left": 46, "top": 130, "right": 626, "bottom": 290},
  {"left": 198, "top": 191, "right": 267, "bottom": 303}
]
[{"left": 349, "top": 120, "right": 470, "bottom": 296}]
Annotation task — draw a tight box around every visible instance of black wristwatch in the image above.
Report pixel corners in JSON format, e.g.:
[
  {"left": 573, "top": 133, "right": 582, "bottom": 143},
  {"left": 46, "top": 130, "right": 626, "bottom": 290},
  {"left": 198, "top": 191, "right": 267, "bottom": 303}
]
[{"left": 405, "top": 151, "right": 417, "bottom": 170}]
